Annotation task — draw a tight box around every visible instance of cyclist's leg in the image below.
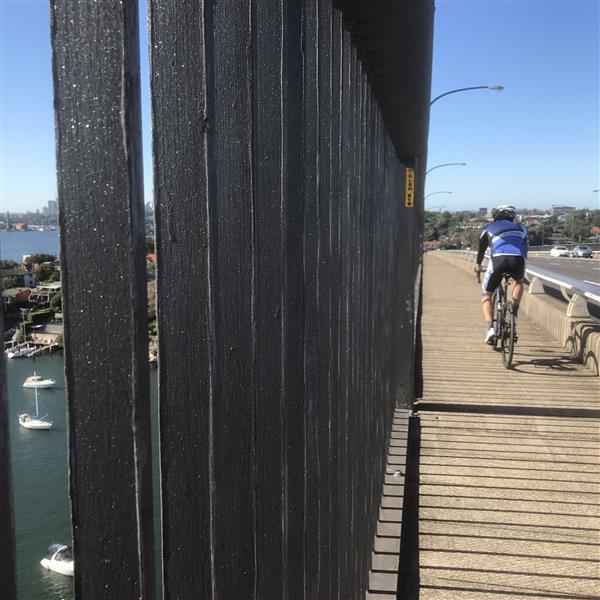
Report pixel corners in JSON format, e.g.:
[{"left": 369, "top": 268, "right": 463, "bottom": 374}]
[
  {"left": 481, "top": 260, "right": 494, "bottom": 323},
  {"left": 507, "top": 257, "right": 526, "bottom": 315},
  {"left": 482, "top": 259, "right": 502, "bottom": 343},
  {"left": 513, "top": 281, "right": 524, "bottom": 303},
  {"left": 500, "top": 256, "right": 525, "bottom": 343}
]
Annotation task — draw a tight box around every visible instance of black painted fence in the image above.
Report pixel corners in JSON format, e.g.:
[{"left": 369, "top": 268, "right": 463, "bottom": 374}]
[{"left": 2, "top": 1, "right": 433, "bottom": 598}]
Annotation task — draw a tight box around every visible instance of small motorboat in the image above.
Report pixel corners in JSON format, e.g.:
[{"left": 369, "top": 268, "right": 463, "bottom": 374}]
[
  {"left": 6, "top": 345, "right": 35, "bottom": 359},
  {"left": 23, "top": 373, "right": 56, "bottom": 389},
  {"left": 40, "top": 544, "right": 74, "bottom": 576}
]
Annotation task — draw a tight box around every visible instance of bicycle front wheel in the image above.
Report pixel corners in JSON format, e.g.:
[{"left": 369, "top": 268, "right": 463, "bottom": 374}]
[{"left": 501, "top": 303, "right": 515, "bottom": 368}]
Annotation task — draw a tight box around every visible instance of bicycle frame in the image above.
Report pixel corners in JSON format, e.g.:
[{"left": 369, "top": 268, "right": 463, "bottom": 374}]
[
  {"left": 476, "top": 267, "right": 516, "bottom": 368},
  {"left": 493, "top": 275, "right": 516, "bottom": 367}
]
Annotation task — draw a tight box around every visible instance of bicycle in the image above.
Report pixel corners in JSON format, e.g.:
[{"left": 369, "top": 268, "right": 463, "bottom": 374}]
[{"left": 476, "top": 267, "right": 517, "bottom": 369}]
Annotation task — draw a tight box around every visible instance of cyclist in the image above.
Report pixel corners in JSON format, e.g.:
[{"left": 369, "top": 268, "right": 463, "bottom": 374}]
[{"left": 475, "top": 205, "right": 528, "bottom": 344}]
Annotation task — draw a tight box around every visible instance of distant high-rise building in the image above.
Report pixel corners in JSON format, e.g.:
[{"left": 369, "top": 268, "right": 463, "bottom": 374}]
[
  {"left": 48, "top": 200, "right": 58, "bottom": 217},
  {"left": 478, "top": 207, "right": 487, "bottom": 216}
]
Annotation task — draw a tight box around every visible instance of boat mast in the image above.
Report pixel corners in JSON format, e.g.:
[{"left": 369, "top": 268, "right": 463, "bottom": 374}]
[{"left": 21, "top": 308, "right": 27, "bottom": 347}]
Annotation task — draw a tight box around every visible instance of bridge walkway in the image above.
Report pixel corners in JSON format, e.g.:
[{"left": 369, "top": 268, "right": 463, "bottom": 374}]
[{"left": 368, "top": 252, "right": 600, "bottom": 599}]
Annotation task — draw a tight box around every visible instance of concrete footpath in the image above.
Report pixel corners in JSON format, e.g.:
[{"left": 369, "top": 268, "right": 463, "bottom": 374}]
[{"left": 369, "top": 252, "right": 600, "bottom": 600}]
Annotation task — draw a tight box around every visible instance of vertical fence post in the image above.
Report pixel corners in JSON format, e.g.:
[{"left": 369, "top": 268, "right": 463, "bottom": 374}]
[
  {"left": 251, "top": 1, "right": 286, "bottom": 598},
  {"left": 0, "top": 310, "right": 17, "bottom": 600},
  {"left": 147, "top": 2, "right": 214, "bottom": 597},
  {"left": 147, "top": 2, "right": 431, "bottom": 598},
  {"left": 50, "top": 1, "right": 154, "bottom": 596}
]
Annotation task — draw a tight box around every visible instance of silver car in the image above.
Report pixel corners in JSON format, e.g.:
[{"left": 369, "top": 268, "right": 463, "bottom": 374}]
[{"left": 571, "top": 245, "right": 593, "bottom": 258}]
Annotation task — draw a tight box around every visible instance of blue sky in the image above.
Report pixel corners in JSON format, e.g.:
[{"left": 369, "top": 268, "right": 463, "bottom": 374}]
[
  {"left": 428, "top": 0, "right": 599, "bottom": 211},
  {"left": 0, "top": 0, "right": 152, "bottom": 214},
  {"left": 0, "top": 0, "right": 598, "bottom": 213}
]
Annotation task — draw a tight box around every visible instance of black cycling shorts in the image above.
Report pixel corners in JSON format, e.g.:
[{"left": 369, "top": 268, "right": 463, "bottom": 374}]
[{"left": 482, "top": 255, "right": 525, "bottom": 293}]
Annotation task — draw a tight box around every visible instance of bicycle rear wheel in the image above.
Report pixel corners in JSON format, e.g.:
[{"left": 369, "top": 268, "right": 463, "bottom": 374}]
[{"left": 501, "top": 303, "right": 515, "bottom": 368}]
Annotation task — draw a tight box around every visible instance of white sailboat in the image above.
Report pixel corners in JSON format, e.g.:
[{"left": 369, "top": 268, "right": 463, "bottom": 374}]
[{"left": 19, "top": 385, "right": 53, "bottom": 430}]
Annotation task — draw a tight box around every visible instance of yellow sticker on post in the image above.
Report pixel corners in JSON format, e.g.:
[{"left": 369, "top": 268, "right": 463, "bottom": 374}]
[{"left": 405, "top": 167, "right": 415, "bottom": 207}]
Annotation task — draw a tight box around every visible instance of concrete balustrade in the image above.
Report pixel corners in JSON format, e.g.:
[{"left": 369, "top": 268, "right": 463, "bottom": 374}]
[{"left": 435, "top": 251, "right": 600, "bottom": 375}]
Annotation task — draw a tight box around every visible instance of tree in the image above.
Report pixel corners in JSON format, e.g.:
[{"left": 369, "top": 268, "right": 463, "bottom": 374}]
[
  {"left": 148, "top": 317, "right": 158, "bottom": 338},
  {"left": 36, "top": 264, "right": 56, "bottom": 282},
  {"left": 0, "top": 260, "right": 18, "bottom": 270},
  {"left": 2, "top": 277, "right": 16, "bottom": 290},
  {"left": 24, "top": 253, "right": 57, "bottom": 270},
  {"left": 50, "top": 292, "right": 62, "bottom": 312}
]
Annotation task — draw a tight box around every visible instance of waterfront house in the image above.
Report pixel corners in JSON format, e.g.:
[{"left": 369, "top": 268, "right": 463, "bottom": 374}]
[
  {"left": 29, "top": 322, "right": 64, "bottom": 346},
  {"left": 2, "top": 287, "right": 32, "bottom": 308},
  {"left": 29, "top": 282, "right": 62, "bottom": 306},
  {"left": 0, "top": 266, "right": 37, "bottom": 288}
]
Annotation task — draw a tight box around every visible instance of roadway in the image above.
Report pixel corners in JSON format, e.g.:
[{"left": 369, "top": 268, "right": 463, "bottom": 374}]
[{"left": 528, "top": 255, "right": 600, "bottom": 287}]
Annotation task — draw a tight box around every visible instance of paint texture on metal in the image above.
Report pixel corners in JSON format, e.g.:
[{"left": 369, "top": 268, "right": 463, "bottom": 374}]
[{"left": 51, "top": 1, "right": 154, "bottom": 597}]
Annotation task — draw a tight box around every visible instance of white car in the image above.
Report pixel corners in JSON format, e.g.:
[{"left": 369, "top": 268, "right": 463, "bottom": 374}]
[{"left": 550, "top": 245, "right": 570, "bottom": 257}]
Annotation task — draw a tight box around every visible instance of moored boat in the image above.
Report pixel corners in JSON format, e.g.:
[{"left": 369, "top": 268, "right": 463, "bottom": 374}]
[
  {"left": 40, "top": 544, "right": 74, "bottom": 576},
  {"left": 6, "top": 345, "right": 35, "bottom": 359},
  {"left": 23, "top": 373, "right": 56, "bottom": 389},
  {"left": 18, "top": 384, "right": 53, "bottom": 430},
  {"left": 18, "top": 413, "right": 53, "bottom": 430}
]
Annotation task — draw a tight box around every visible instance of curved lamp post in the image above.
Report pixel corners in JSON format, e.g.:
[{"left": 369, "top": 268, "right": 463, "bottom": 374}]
[
  {"left": 425, "top": 162, "right": 466, "bottom": 175},
  {"left": 430, "top": 85, "right": 504, "bottom": 106},
  {"left": 424, "top": 191, "right": 453, "bottom": 200}
]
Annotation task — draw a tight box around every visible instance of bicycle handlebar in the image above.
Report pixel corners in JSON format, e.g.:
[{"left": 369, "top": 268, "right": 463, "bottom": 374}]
[{"left": 474, "top": 264, "right": 484, "bottom": 284}]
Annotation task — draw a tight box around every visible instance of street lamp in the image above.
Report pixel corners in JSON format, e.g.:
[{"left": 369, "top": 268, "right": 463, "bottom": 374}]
[
  {"left": 430, "top": 85, "right": 504, "bottom": 106},
  {"left": 539, "top": 217, "right": 548, "bottom": 251},
  {"left": 424, "top": 191, "right": 453, "bottom": 200},
  {"left": 425, "top": 162, "right": 467, "bottom": 175}
]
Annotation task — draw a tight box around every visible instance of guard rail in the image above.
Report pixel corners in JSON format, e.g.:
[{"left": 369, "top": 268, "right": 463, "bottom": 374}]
[{"left": 444, "top": 249, "right": 600, "bottom": 318}]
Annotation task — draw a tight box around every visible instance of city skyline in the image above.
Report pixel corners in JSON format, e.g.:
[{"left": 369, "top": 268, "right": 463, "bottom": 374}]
[{"left": 1, "top": 1, "right": 599, "bottom": 213}]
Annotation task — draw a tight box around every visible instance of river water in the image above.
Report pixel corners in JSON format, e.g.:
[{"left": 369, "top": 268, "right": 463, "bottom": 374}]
[
  {"left": 7, "top": 355, "right": 159, "bottom": 599},
  {"left": 8, "top": 354, "right": 72, "bottom": 599},
  {"left": 0, "top": 230, "right": 60, "bottom": 262},
  {"left": 4, "top": 230, "right": 161, "bottom": 598}
]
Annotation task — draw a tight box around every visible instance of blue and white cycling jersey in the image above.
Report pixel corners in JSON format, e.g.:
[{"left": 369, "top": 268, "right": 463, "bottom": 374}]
[{"left": 476, "top": 220, "right": 528, "bottom": 263}]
